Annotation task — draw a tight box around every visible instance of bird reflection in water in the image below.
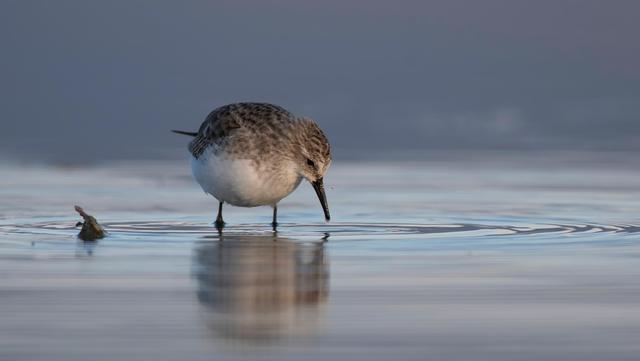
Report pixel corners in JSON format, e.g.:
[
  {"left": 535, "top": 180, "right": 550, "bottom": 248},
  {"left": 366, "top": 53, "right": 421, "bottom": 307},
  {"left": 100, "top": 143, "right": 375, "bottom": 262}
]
[{"left": 193, "top": 234, "right": 329, "bottom": 342}]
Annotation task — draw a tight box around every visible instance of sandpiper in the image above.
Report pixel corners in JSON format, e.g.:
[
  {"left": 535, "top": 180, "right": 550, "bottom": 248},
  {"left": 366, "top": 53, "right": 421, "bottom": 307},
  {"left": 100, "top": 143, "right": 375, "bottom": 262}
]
[{"left": 173, "top": 102, "right": 332, "bottom": 230}]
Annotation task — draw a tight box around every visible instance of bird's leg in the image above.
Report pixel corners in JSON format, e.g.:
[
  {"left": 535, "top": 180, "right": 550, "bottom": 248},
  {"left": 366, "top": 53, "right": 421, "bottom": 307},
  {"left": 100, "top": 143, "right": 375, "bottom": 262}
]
[
  {"left": 215, "top": 201, "right": 225, "bottom": 230},
  {"left": 271, "top": 204, "right": 278, "bottom": 231}
]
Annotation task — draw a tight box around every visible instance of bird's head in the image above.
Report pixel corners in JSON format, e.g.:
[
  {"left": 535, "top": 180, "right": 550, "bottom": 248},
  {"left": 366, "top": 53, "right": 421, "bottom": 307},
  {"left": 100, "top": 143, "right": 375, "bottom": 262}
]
[{"left": 295, "top": 118, "right": 332, "bottom": 221}]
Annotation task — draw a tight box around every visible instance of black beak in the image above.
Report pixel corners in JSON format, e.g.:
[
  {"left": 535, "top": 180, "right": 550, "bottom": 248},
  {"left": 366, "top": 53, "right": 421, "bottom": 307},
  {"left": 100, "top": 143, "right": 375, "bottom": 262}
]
[{"left": 311, "top": 177, "right": 330, "bottom": 221}]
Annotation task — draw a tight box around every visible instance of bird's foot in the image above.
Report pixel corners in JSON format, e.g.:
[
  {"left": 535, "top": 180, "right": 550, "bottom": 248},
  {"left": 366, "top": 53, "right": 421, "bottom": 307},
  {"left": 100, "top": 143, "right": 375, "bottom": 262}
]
[
  {"left": 214, "top": 219, "right": 225, "bottom": 231},
  {"left": 271, "top": 221, "right": 278, "bottom": 232}
]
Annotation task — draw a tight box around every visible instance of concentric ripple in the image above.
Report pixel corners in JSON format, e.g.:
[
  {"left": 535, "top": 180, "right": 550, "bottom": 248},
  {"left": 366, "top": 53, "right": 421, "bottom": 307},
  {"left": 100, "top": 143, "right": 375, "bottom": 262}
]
[{"left": 2, "top": 219, "right": 639, "bottom": 243}]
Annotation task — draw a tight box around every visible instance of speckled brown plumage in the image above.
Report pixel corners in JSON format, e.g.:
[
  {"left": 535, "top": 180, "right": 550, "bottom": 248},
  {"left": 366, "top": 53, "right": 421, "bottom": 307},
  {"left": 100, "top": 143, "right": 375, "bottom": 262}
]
[{"left": 188, "top": 103, "right": 330, "bottom": 172}]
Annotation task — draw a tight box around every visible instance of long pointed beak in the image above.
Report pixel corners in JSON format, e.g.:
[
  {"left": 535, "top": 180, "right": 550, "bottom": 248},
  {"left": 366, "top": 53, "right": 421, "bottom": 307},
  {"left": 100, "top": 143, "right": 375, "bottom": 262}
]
[{"left": 311, "top": 177, "right": 330, "bottom": 221}]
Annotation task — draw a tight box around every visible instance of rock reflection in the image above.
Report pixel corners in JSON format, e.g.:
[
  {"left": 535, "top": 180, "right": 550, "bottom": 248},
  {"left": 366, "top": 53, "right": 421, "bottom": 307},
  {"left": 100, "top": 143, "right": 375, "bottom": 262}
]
[{"left": 193, "top": 235, "right": 329, "bottom": 342}]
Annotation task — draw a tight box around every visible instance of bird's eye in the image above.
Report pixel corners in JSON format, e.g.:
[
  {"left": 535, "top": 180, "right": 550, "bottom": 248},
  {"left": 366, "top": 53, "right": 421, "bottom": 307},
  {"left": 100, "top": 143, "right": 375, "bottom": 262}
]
[{"left": 306, "top": 159, "right": 315, "bottom": 168}]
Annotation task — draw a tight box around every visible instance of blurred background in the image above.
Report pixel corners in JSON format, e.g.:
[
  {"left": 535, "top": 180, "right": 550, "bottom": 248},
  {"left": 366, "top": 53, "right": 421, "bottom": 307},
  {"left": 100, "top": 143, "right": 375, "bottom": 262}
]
[{"left": 1, "top": 0, "right": 639, "bottom": 163}]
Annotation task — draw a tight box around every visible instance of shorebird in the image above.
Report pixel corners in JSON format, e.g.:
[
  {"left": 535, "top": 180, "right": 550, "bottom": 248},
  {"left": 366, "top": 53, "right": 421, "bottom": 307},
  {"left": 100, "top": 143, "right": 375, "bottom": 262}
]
[{"left": 173, "top": 102, "right": 331, "bottom": 230}]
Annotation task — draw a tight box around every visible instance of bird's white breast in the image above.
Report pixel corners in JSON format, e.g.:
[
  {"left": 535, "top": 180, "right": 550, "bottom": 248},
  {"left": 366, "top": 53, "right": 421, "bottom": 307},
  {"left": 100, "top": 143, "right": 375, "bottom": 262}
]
[{"left": 190, "top": 147, "right": 302, "bottom": 207}]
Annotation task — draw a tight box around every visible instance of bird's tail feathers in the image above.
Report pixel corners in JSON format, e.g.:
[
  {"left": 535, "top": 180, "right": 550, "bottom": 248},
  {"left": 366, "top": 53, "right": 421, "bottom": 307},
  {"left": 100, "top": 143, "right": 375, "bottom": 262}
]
[{"left": 171, "top": 130, "right": 198, "bottom": 137}]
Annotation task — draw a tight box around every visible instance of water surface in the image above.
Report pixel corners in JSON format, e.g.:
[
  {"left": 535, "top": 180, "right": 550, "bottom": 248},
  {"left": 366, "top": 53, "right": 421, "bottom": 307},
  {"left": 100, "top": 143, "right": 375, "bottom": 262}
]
[{"left": 1, "top": 154, "right": 640, "bottom": 360}]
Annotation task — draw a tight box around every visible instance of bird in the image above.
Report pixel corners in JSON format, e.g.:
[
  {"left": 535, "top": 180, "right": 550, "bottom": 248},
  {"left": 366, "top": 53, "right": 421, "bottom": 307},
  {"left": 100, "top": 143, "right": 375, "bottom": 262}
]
[{"left": 172, "top": 102, "right": 332, "bottom": 230}]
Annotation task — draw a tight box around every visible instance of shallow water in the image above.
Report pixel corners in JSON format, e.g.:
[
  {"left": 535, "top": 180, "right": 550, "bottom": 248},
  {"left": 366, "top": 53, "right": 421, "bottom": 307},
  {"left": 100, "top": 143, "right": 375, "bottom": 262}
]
[{"left": 1, "top": 154, "right": 640, "bottom": 360}]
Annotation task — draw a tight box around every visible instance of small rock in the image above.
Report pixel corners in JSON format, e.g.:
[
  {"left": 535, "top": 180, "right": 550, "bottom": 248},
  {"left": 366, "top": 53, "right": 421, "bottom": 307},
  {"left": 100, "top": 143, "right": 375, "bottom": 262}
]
[{"left": 74, "top": 205, "right": 106, "bottom": 241}]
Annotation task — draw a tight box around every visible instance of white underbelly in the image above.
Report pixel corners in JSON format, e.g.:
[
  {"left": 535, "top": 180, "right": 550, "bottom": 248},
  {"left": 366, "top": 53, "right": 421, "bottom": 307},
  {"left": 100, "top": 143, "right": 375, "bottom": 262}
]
[{"left": 190, "top": 150, "right": 301, "bottom": 207}]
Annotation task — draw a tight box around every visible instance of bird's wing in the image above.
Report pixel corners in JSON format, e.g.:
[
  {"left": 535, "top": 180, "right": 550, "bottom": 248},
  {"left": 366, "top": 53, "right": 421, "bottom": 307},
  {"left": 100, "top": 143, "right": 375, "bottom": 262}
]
[{"left": 188, "top": 103, "right": 294, "bottom": 158}]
